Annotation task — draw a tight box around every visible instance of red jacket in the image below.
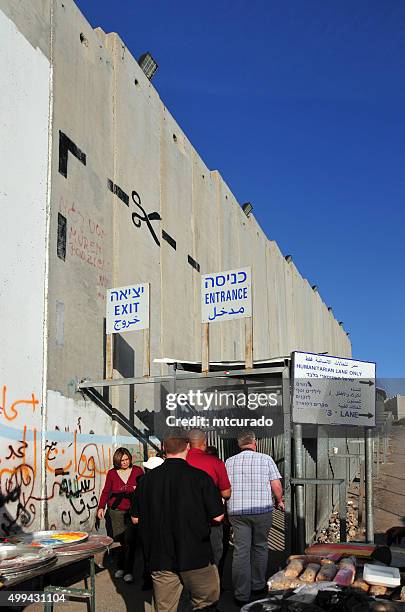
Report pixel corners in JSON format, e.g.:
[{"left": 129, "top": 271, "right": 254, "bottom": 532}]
[
  {"left": 186, "top": 448, "right": 231, "bottom": 491},
  {"left": 98, "top": 466, "right": 143, "bottom": 512}
]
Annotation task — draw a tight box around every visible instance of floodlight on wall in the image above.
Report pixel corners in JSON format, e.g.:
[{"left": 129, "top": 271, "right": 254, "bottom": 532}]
[
  {"left": 339, "top": 321, "right": 344, "bottom": 326},
  {"left": 346, "top": 332, "right": 350, "bottom": 337},
  {"left": 242, "top": 202, "right": 253, "bottom": 218},
  {"left": 312, "top": 285, "right": 318, "bottom": 292},
  {"left": 328, "top": 306, "right": 333, "bottom": 313},
  {"left": 138, "top": 52, "right": 159, "bottom": 80},
  {"left": 285, "top": 255, "right": 292, "bottom": 263}
]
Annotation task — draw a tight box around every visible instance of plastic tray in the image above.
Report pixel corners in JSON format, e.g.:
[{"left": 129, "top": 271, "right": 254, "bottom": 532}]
[{"left": 363, "top": 563, "right": 401, "bottom": 587}]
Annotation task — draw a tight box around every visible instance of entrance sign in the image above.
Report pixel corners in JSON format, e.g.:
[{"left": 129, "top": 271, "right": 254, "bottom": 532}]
[
  {"left": 106, "top": 283, "right": 149, "bottom": 333},
  {"left": 292, "top": 351, "right": 376, "bottom": 427},
  {"left": 201, "top": 267, "right": 252, "bottom": 324}
]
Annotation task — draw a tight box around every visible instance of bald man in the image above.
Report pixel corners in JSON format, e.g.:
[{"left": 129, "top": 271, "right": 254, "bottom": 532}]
[{"left": 186, "top": 429, "right": 231, "bottom": 566}]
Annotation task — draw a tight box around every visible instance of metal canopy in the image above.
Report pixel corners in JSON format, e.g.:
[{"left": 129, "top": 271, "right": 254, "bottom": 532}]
[{"left": 77, "top": 362, "right": 289, "bottom": 390}]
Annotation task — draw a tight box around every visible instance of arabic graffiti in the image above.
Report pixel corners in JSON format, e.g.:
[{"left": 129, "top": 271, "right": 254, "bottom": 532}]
[{"left": 0, "top": 385, "right": 111, "bottom": 533}]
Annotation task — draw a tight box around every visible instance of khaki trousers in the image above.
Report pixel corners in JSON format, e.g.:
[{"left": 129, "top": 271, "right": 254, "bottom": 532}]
[{"left": 152, "top": 564, "right": 219, "bottom": 611}]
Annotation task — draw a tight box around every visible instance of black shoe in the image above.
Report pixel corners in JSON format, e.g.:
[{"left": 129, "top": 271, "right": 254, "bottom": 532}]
[{"left": 251, "top": 587, "right": 267, "bottom": 596}]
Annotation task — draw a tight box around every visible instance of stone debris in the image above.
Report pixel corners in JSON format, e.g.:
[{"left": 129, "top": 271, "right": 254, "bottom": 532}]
[{"left": 316, "top": 497, "right": 359, "bottom": 543}]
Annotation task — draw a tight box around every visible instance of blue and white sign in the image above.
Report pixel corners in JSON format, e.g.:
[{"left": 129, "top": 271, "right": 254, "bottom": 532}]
[
  {"left": 106, "top": 283, "right": 149, "bottom": 334},
  {"left": 201, "top": 267, "right": 252, "bottom": 324},
  {"left": 292, "top": 351, "right": 376, "bottom": 427}
]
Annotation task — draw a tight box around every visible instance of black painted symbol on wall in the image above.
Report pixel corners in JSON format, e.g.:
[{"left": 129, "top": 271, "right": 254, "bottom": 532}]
[
  {"left": 59, "top": 131, "right": 86, "bottom": 178},
  {"left": 131, "top": 190, "right": 161, "bottom": 246},
  {"left": 162, "top": 230, "right": 176, "bottom": 250},
  {"left": 58, "top": 127, "right": 201, "bottom": 272},
  {"left": 107, "top": 179, "right": 129, "bottom": 206},
  {"left": 57, "top": 213, "right": 67, "bottom": 260},
  {"left": 188, "top": 255, "right": 200, "bottom": 272}
]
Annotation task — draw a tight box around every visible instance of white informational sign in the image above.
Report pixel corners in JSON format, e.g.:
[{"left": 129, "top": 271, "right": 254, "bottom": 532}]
[
  {"left": 292, "top": 351, "right": 376, "bottom": 427},
  {"left": 106, "top": 283, "right": 149, "bottom": 334},
  {"left": 201, "top": 267, "right": 252, "bottom": 324}
]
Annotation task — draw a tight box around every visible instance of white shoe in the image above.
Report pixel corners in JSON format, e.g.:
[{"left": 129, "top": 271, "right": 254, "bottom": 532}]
[
  {"left": 123, "top": 573, "right": 133, "bottom": 583},
  {"left": 114, "top": 569, "right": 124, "bottom": 578}
]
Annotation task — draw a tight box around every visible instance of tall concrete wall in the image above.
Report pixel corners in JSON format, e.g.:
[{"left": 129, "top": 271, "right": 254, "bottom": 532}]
[{"left": 0, "top": 0, "right": 351, "bottom": 532}]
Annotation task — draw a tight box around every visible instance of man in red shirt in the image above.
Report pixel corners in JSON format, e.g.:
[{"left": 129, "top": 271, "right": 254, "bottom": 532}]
[{"left": 186, "top": 429, "right": 231, "bottom": 566}]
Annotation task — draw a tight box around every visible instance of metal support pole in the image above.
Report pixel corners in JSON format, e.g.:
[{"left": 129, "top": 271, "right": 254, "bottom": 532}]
[
  {"left": 89, "top": 556, "right": 96, "bottom": 612},
  {"left": 143, "top": 328, "right": 150, "bottom": 377},
  {"left": 376, "top": 432, "right": 380, "bottom": 477},
  {"left": 106, "top": 334, "right": 114, "bottom": 380},
  {"left": 365, "top": 427, "right": 374, "bottom": 543},
  {"left": 282, "top": 367, "right": 292, "bottom": 556},
  {"left": 339, "top": 481, "right": 347, "bottom": 542},
  {"left": 359, "top": 460, "right": 365, "bottom": 532},
  {"left": 293, "top": 422, "right": 306, "bottom": 553},
  {"left": 169, "top": 363, "right": 177, "bottom": 395}
]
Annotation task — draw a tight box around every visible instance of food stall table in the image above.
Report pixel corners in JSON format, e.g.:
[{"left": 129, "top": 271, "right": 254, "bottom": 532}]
[{"left": 0, "top": 535, "right": 113, "bottom": 611}]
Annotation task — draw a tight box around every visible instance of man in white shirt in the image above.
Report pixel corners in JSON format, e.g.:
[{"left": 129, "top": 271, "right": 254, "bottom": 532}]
[{"left": 225, "top": 431, "right": 284, "bottom": 606}]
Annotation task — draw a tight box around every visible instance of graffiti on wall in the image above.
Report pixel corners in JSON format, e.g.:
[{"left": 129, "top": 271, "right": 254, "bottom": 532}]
[
  {"left": 58, "top": 197, "right": 111, "bottom": 302},
  {"left": 0, "top": 384, "right": 111, "bottom": 534},
  {"left": 0, "top": 386, "right": 157, "bottom": 534}
]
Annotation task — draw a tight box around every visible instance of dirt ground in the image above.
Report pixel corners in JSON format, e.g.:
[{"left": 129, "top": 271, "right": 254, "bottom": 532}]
[
  {"left": 373, "top": 425, "right": 405, "bottom": 542},
  {"left": 20, "top": 427, "right": 405, "bottom": 611}
]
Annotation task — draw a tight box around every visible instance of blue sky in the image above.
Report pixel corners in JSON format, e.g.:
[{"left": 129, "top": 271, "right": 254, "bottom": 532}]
[{"left": 76, "top": 0, "right": 405, "bottom": 379}]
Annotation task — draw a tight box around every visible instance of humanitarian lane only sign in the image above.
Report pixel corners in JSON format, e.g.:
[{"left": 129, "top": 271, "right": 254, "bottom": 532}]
[
  {"left": 106, "top": 283, "right": 149, "bottom": 333},
  {"left": 201, "top": 267, "right": 252, "bottom": 324},
  {"left": 292, "top": 351, "right": 376, "bottom": 427}
]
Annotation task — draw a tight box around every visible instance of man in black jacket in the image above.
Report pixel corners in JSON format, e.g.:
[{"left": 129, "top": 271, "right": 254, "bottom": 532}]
[{"left": 131, "top": 429, "right": 224, "bottom": 611}]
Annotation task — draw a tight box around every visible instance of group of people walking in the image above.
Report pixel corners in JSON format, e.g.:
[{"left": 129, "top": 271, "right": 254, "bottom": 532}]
[{"left": 97, "top": 429, "right": 284, "bottom": 611}]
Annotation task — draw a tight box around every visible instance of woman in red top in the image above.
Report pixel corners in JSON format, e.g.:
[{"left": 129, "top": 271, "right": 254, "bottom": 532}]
[{"left": 97, "top": 447, "right": 143, "bottom": 582}]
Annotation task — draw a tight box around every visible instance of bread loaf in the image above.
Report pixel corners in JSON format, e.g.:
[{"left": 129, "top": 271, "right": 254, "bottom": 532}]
[
  {"left": 299, "top": 563, "right": 320, "bottom": 583},
  {"left": 334, "top": 565, "right": 356, "bottom": 586},
  {"left": 268, "top": 570, "right": 302, "bottom": 591},
  {"left": 316, "top": 563, "right": 337, "bottom": 582},
  {"left": 339, "top": 556, "right": 356, "bottom": 568},
  {"left": 352, "top": 578, "right": 369, "bottom": 592},
  {"left": 369, "top": 584, "right": 387, "bottom": 596},
  {"left": 284, "top": 559, "right": 305, "bottom": 578}
]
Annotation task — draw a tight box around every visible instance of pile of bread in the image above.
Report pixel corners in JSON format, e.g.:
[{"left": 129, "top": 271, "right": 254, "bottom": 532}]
[{"left": 268, "top": 554, "right": 405, "bottom": 601}]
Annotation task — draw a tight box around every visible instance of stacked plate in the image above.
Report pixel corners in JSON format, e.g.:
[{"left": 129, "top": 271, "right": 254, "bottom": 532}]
[{"left": 0, "top": 544, "right": 57, "bottom": 578}]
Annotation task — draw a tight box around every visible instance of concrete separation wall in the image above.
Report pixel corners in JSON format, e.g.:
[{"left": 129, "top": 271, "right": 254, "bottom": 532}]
[{"left": 0, "top": 0, "right": 351, "bottom": 531}]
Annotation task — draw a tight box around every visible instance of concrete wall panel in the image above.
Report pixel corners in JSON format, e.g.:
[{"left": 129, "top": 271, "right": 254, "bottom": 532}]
[
  {"left": 0, "top": 8, "right": 51, "bottom": 531},
  {"left": 191, "top": 155, "right": 221, "bottom": 359}
]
